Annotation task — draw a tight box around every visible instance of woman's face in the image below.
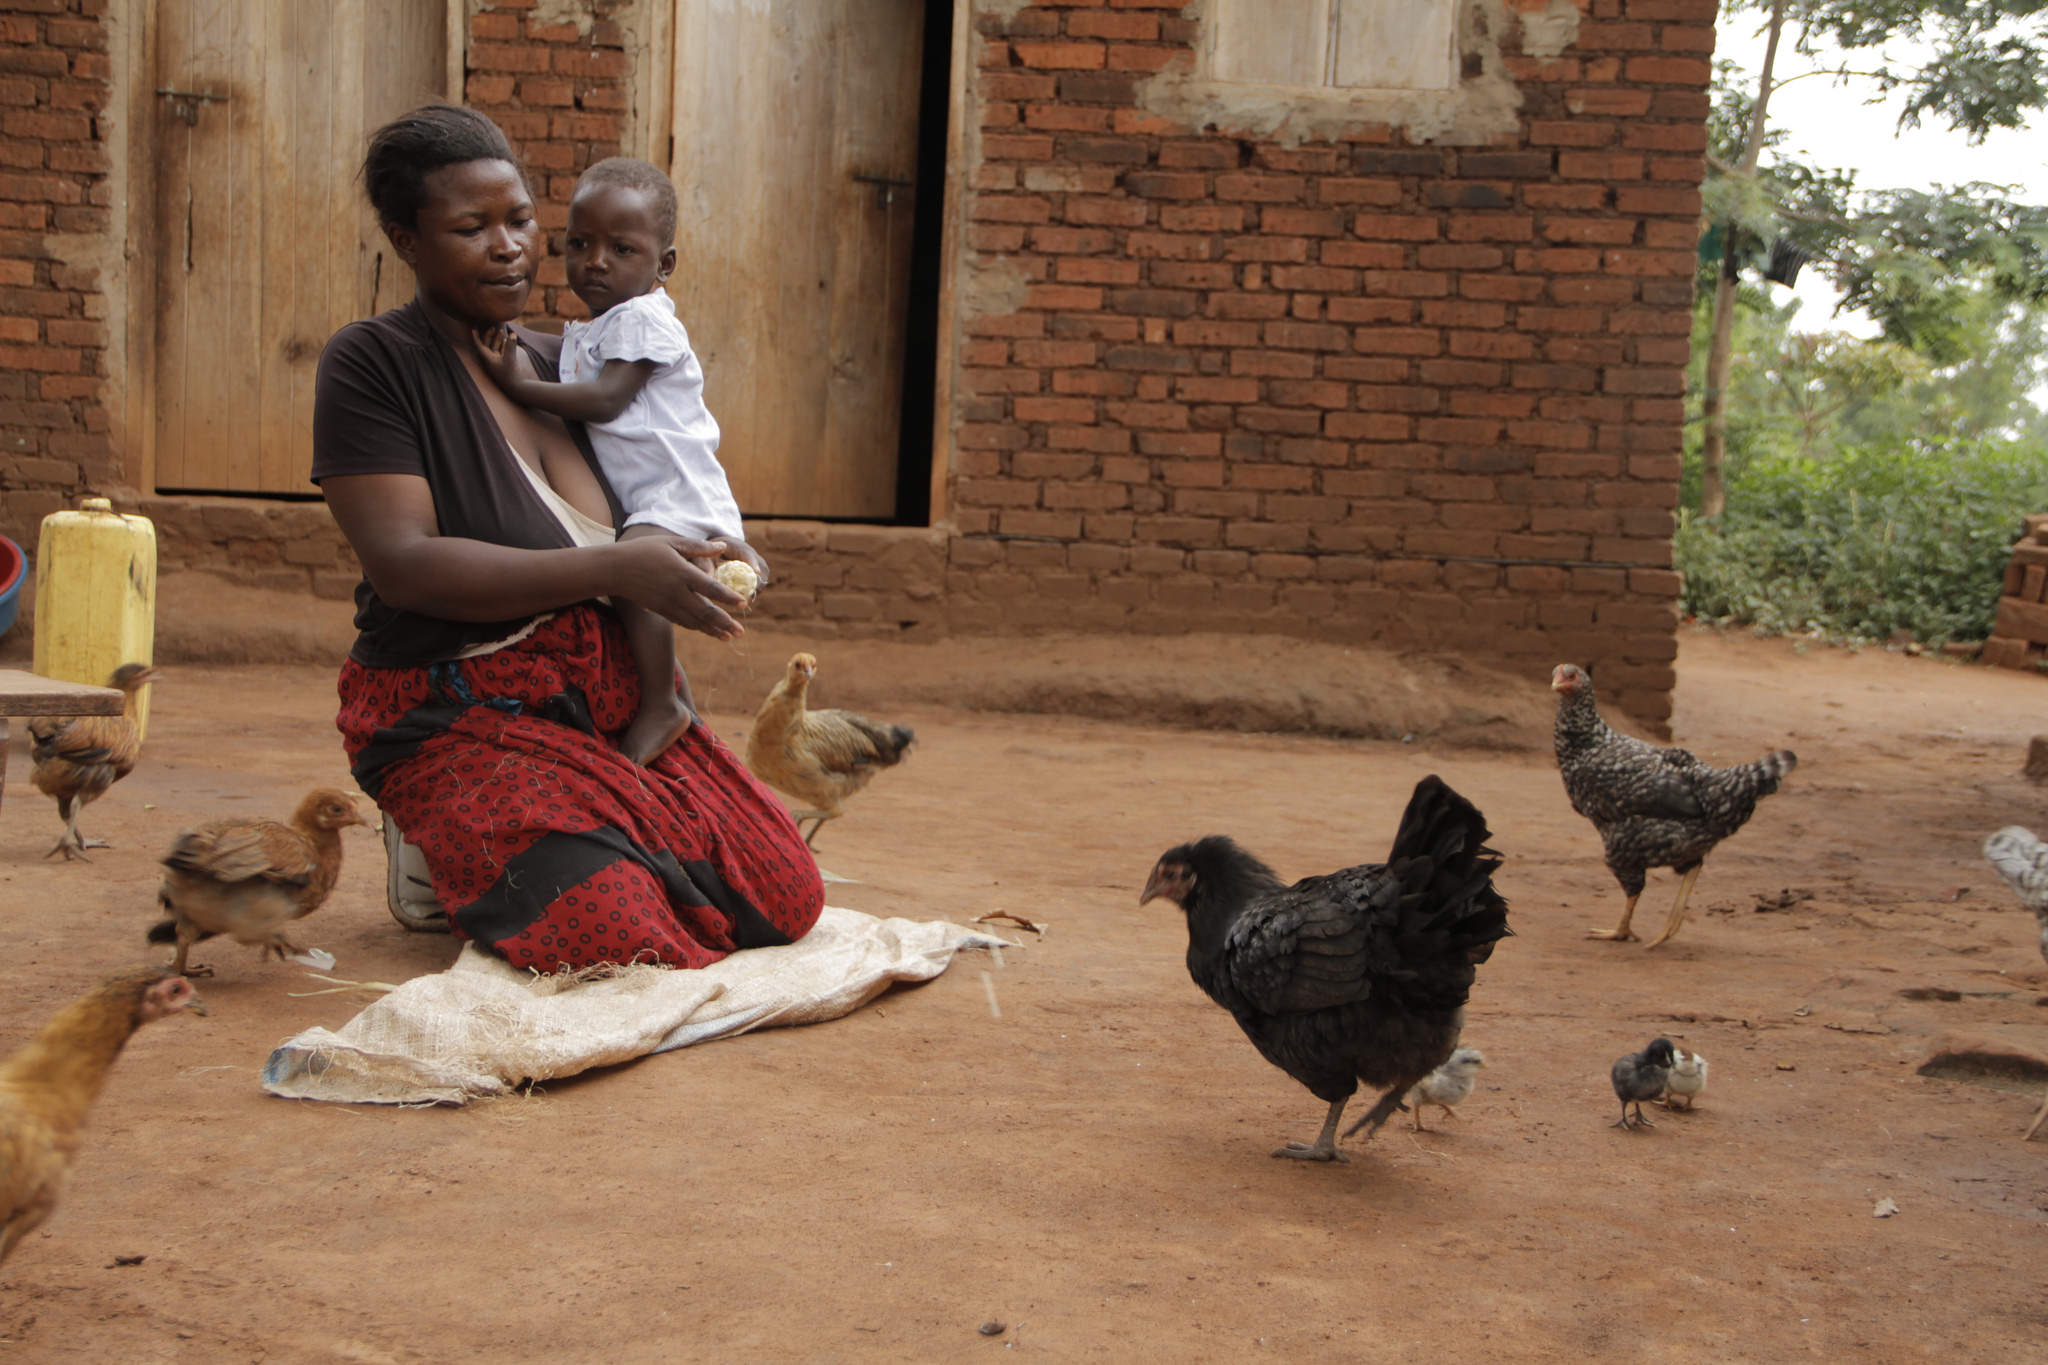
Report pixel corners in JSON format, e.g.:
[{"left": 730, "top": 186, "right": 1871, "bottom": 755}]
[{"left": 388, "top": 158, "right": 541, "bottom": 326}]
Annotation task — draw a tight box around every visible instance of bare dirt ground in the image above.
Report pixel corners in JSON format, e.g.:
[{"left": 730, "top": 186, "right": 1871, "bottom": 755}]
[{"left": 0, "top": 620, "right": 2044, "bottom": 1363}]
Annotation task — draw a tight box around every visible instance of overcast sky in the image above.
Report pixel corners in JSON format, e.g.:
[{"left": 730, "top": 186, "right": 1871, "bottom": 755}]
[{"left": 1714, "top": 14, "right": 2048, "bottom": 336}]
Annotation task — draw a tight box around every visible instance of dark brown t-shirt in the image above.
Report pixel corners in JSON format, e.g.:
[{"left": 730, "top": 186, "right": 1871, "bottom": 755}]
[{"left": 310, "top": 301, "right": 624, "bottom": 666}]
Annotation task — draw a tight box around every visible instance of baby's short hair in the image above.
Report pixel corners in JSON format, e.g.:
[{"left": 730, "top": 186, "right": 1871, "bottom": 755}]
[{"left": 577, "top": 157, "right": 677, "bottom": 245}]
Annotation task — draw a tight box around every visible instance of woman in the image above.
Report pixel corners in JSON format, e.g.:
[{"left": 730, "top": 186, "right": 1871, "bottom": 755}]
[{"left": 312, "top": 105, "right": 822, "bottom": 971}]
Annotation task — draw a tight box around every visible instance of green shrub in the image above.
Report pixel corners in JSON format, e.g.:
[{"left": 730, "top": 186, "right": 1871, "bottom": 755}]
[{"left": 1676, "top": 439, "right": 2048, "bottom": 642}]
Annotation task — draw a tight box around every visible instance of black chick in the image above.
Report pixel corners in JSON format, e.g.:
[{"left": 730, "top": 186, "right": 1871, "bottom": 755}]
[
  {"left": 1611, "top": 1037, "right": 1679, "bottom": 1130},
  {"left": 1141, "top": 775, "right": 1511, "bottom": 1163}
]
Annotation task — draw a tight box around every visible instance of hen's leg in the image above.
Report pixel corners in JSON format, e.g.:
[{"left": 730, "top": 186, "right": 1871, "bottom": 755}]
[
  {"left": 2024, "top": 1087, "right": 2048, "bottom": 1141},
  {"left": 1587, "top": 892, "right": 1640, "bottom": 942},
  {"left": 169, "top": 924, "right": 213, "bottom": 978},
  {"left": 1273, "top": 1097, "right": 1350, "bottom": 1162},
  {"left": 1645, "top": 865, "right": 1704, "bottom": 949},
  {"left": 1339, "top": 1081, "right": 1417, "bottom": 1140}
]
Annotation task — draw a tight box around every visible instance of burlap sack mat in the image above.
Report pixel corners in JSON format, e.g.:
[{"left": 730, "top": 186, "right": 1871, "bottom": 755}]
[{"left": 260, "top": 906, "right": 1006, "bottom": 1105}]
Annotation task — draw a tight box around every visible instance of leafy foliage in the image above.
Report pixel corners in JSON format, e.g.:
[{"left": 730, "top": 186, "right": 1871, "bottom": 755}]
[{"left": 1676, "top": 440, "right": 2048, "bottom": 642}]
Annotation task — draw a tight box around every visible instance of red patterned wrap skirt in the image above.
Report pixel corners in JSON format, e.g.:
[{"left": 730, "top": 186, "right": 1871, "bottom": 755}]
[{"left": 336, "top": 607, "right": 823, "bottom": 972}]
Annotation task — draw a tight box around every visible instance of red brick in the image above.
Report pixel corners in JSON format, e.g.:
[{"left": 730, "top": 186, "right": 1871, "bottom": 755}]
[
  {"left": 1068, "top": 11, "right": 1159, "bottom": 39},
  {"left": 1352, "top": 213, "right": 1440, "bottom": 241},
  {"left": 1106, "top": 44, "right": 1179, "bottom": 72},
  {"left": 1627, "top": 56, "right": 1712, "bottom": 85},
  {"left": 1566, "top": 88, "right": 1653, "bottom": 116},
  {"left": 983, "top": 133, "right": 1057, "bottom": 162},
  {"left": 1013, "top": 41, "right": 1106, "bottom": 70},
  {"left": 1024, "top": 103, "right": 1111, "bottom": 132}
]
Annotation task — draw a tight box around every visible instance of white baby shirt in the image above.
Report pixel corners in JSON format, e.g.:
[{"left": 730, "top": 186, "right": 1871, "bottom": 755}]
[{"left": 560, "top": 290, "right": 743, "bottom": 542}]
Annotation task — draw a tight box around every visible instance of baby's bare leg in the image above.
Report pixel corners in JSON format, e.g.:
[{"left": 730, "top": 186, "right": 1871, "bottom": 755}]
[{"left": 616, "top": 524, "right": 698, "bottom": 766}]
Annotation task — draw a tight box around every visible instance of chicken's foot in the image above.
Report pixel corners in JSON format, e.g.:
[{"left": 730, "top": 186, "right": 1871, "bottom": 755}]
[
  {"left": 792, "top": 812, "right": 834, "bottom": 848},
  {"left": 1587, "top": 893, "right": 1639, "bottom": 942},
  {"left": 1645, "top": 865, "right": 1704, "bottom": 949},
  {"left": 1613, "top": 1101, "right": 1655, "bottom": 1130},
  {"left": 44, "top": 818, "right": 106, "bottom": 861},
  {"left": 2023, "top": 1086, "right": 2048, "bottom": 1141},
  {"left": 1273, "top": 1097, "right": 1350, "bottom": 1162}
]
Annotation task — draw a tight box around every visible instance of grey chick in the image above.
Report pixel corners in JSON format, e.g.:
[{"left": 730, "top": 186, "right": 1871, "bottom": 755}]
[
  {"left": 1663, "top": 1048, "right": 1707, "bottom": 1111},
  {"left": 1980, "top": 827, "right": 2048, "bottom": 1139},
  {"left": 1611, "top": 1037, "right": 1677, "bottom": 1130},
  {"left": 1406, "top": 1046, "right": 1486, "bottom": 1131}
]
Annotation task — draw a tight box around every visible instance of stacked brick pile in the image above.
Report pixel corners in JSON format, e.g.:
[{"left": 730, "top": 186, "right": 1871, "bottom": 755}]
[{"left": 1982, "top": 514, "right": 2048, "bottom": 670}]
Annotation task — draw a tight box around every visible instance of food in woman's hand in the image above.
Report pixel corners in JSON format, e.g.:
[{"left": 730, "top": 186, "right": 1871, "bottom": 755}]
[{"left": 714, "top": 559, "right": 759, "bottom": 606}]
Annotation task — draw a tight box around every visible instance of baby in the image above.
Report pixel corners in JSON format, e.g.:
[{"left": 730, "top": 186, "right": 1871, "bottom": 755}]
[{"left": 474, "top": 156, "right": 764, "bottom": 766}]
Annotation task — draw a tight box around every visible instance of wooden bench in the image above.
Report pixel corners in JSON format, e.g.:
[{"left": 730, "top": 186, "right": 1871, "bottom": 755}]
[{"left": 0, "top": 668, "right": 124, "bottom": 814}]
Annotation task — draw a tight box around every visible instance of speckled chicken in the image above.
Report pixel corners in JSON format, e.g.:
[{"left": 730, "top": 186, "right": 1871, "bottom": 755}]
[
  {"left": 27, "top": 662, "right": 159, "bottom": 861},
  {"left": 1611, "top": 1037, "right": 1678, "bottom": 1130},
  {"left": 1405, "top": 1045, "right": 1485, "bottom": 1131},
  {"left": 744, "top": 653, "right": 913, "bottom": 847},
  {"left": 1140, "top": 775, "right": 1511, "bottom": 1163},
  {"left": 1552, "top": 663, "right": 1797, "bottom": 948},
  {"left": 1980, "top": 826, "right": 2048, "bottom": 1139},
  {"left": 1, "top": 967, "right": 205, "bottom": 1267},
  {"left": 148, "top": 787, "right": 371, "bottom": 977}
]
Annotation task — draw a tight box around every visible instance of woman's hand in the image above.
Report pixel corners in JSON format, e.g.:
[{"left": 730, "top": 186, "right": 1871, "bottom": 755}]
[
  {"left": 611, "top": 535, "right": 748, "bottom": 642},
  {"left": 710, "top": 537, "right": 770, "bottom": 588}
]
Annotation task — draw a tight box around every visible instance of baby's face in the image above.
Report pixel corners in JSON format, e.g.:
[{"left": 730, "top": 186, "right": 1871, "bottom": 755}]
[{"left": 564, "top": 183, "right": 672, "bottom": 316}]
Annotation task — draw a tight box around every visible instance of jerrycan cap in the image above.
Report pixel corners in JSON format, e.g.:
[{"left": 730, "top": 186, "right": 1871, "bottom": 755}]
[{"left": 79, "top": 497, "right": 113, "bottom": 513}]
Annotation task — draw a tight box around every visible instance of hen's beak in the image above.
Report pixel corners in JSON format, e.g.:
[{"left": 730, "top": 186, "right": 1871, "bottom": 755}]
[
  {"left": 185, "top": 996, "right": 210, "bottom": 1017},
  {"left": 1139, "top": 866, "right": 1163, "bottom": 905}
]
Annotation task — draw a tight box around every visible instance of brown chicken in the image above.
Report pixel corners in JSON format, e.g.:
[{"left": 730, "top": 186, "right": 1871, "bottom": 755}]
[
  {"left": 744, "top": 653, "right": 914, "bottom": 847},
  {"left": 148, "top": 787, "right": 371, "bottom": 977},
  {"left": 27, "top": 662, "right": 159, "bottom": 861},
  {"left": 1, "top": 966, "right": 205, "bottom": 1267}
]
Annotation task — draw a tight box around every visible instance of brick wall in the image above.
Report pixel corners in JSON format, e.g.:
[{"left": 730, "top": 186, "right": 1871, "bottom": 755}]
[
  {"left": 0, "top": 0, "right": 1711, "bottom": 728},
  {"left": 0, "top": 0, "right": 114, "bottom": 543},
  {"left": 926, "top": 0, "right": 1712, "bottom": 724}
]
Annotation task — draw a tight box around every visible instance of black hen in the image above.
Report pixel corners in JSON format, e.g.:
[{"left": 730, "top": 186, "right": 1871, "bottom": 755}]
[
  {"left": 1552, "top": 663, "right": 1795, "bottom": 948},
  {"left": 1140, "top": 775, "right": 1511, "bottom": 1163}
]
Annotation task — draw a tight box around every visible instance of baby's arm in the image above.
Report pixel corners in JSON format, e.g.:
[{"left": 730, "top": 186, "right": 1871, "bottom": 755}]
[{"left": 471, "top": 326, "right": 656, "bottom": 424}]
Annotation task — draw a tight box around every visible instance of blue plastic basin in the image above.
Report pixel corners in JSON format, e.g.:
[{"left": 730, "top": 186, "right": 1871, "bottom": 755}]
[{"left": 0, "top": 533, "right": 23, "bottom": 639}]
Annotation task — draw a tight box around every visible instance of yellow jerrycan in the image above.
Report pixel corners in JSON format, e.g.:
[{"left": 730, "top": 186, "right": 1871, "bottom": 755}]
[{"left": 32, "top": 496, "right": 158, "bottom": 740}]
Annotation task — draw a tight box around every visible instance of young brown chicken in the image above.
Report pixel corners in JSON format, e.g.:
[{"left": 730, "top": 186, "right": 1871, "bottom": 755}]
[
  {"left": 0, "top": 967, "right": 205, "bottom": 1267},
  {"left": 744, "top": 653, "right": 914, "bottom": 847},
  {"left": 27, "top": 661, "right": 159, "bottom": 861},
  {"left": 149, "top": 787, "right": 371, "bottom": 977}
]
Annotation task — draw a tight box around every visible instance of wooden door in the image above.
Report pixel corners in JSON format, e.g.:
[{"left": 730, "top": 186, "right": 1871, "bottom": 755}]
[
  {"left": 152, "top": 0, "right": 445, "bottom": 495},
  {"left": 670, "top": 0, "right": 925, "bottom": 520}
]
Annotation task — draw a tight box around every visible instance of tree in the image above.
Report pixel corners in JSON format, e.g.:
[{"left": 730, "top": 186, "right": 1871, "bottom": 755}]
[{"left": 1698, "top": 0, "right": 2048, "bottom": 517}]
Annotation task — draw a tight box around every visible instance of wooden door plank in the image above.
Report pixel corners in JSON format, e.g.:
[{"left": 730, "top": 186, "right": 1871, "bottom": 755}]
[
  {"left": 152, "top": 0, "right": 195, "bottom": 489},
  {"left": 670, "top": 0, "right": 922, "bottom": 521},
  {"left": 254, "top": 0, "right": 293, "bottom": 494},
  {"left": 223, "top": 0, "right": 261, "bottom": 492}
]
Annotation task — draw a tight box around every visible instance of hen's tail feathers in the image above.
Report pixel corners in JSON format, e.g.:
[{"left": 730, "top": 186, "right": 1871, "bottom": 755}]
[
  {"left": 849, "top": 718, "right": 915, "bottom": 767},
  {"left": 1386, "top": 774, "right": 1513, "bottom": 963},
  {"left": 1743, "top": 749, "right": 1798, "bottom": 797},
  {"left": 1985, "top": 826, "right": 2048, "bottom": 912}
]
